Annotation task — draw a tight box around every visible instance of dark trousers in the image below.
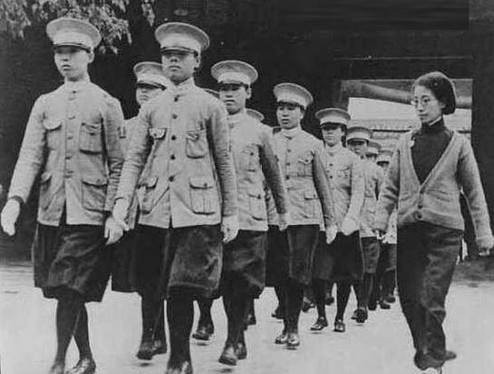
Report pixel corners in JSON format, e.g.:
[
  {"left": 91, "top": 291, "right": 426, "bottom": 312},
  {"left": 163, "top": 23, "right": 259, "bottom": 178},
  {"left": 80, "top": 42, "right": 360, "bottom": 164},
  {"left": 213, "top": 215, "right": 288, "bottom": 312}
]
[{"left": 397, "top": 222, "right": 462, "bottom": 369}]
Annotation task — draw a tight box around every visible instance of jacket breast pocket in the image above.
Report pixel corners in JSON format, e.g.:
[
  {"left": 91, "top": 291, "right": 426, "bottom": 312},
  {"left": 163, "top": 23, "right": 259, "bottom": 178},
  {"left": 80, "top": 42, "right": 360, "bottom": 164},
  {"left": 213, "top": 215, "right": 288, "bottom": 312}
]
[
  {"left": 39, "top": 171, "right": 53, "bottom": 209},
  {"left": 138, "top": 176, "right": 158, "bottom": 214},
  {"left": 186, "top": 129, "right": 208, "bottom": 158},
  {"left": 297, "top": 152, "right": 313, "bottom": 177},
  {"left": 81, "top": 175, "right": 108, "bottom": 212},
  {"left": 302, "top": 189, "right": 319, "bottom": 218},
  {"left": 43, "top": 119, "right": 63, "bottom": 150},
  {"left": 189, "top": 176, "right": 216, "bottom": 215},
  {"left": 241, "top": 144, "right": 259, "bottom": 172},
  {"left": 80, "top": 122, "right": 103, "bottom": 153},
  {"left": 248, "top": 189, "right": 267, "bottom": 220}
]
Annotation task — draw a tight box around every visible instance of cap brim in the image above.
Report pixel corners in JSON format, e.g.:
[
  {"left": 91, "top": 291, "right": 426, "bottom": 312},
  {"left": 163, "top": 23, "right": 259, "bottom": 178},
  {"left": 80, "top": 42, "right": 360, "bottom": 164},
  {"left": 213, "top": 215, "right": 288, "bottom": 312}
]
[
  {"left": 53, "top": 43, "right": 91, "bottom": 52},
  {"left": 136, "top": 80, "right": 165, "bottom": 89},
  {"left": 160, "top": 46, "right": 197, "bottom": 54}
]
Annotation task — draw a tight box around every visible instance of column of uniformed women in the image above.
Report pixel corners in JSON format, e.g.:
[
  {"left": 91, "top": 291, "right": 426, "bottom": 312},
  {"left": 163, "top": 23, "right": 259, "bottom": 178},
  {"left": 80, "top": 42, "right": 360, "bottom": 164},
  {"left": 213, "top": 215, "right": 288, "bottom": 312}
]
[{"left": 1, "top": 17, "right": 493, "bottom": 374}]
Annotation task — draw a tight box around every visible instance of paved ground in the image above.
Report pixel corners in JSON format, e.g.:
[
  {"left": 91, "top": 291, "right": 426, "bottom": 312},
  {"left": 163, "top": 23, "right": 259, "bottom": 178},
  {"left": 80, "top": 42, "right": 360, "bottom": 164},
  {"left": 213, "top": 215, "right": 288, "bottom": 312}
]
[{"left": 1, "top": 262, "right": 494, "bottom": 374}]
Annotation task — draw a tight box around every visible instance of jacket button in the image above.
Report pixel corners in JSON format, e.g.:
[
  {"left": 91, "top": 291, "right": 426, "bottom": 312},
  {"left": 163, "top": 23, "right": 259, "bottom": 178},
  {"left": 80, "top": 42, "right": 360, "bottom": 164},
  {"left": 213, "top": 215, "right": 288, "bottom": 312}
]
[
  {"left": 172, "top": 114, "right": 178, "bottom": 119},
  {"left": 286, "top": 162, "right": 290, "bottom": 166},
  {"left": 415, "top": 212, "right": 422, "bottom": 220},
  {"left": 171, "top": 155, "right": 175, "bottom": 160},
  {"left": 287, "top": 149, "right": 292, "bottom": 153},
  {"left": 171, "top": 135, "right": 176, "bottom": 141},
  {"left": 286, "top": 176, "right": 290, "bottom": 180},
  {"left": 169, "top": 176, "right": 174, "bottom": 182},
  {"left": 418, "top": 204, "right": 423, "bottom": 209},
  {"left": 67, "top": 134, "right": 74, "bottom": 139},
  {"left": 174, "top": 96, "right": 179, "bottom": 102}
]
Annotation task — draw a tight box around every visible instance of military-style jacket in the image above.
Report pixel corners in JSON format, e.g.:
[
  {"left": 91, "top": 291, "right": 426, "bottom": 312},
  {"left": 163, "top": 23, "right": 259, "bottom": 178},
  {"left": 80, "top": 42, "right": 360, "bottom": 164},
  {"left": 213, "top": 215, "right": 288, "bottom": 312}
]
[
  {"left": 229, "top": 111, "right": 287, "bottom": 231},
  {"left": 360, "top": 159, "right": 384, "bottom": 238},
  {"left": 8, "top": 79, "right": 124, "bottom": 226},
  {"left": 273, "top": 127, "right": 334, "bottom": 227},
  {"left": 116, "top": 78, "right": 237, "bottom": 229},
  {"left": 321, "top": 143, "right": 365, "bottom": 232}
]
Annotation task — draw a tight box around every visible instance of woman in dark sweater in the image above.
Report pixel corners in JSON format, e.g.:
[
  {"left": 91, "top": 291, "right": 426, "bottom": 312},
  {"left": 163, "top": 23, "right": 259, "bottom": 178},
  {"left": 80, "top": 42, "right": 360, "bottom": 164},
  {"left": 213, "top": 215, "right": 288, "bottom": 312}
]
[{"left": 375, "top": 71, "right": 493, "bottom": 374}]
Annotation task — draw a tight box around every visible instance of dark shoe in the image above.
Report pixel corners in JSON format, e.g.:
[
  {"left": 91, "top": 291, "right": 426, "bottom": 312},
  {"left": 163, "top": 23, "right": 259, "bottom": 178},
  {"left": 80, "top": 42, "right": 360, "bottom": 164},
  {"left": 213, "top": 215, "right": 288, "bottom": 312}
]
[
  {"left": 286, "top": 332, "right": 300, "bottom": 349},
  {"left": 271, "top": 306, "right": 284, "bottom": 319},
  {"left": 48, "top": 362, "right": 65, "bottom": 374},
  {"left": 414, "top": 351, "right": 444, "bottom": 371},
  {"left": 385, "top": 294, "right": 396, "bottom": 303},
  {"left": 218, "top": 344, "right": 237, "bottom": 366},
  {"left": 192, "top": 324, "right": 213, "bottom": 341},
  {"left": 379, "top": 300, "right": 391, "bottom": 310},
  {"left": 310, "top": 316, "right": 328, "bottom": 331},
  {"left": 368, "top": 300, "right": 377, "bottom": 311},
  {"left": 236, "top": 341, "right": 247, "bottom": 360},
  {"left": 66, "top": 358, "right": 96, "bottom": 374},
  {"left": 153, "top": 338, "right": 167, "bottom": 355},
  {"left": 165, "top": 360, "right": 193, "bottom": 374},
  {"left": 355, "top": 307, "right": 368, "bottom": 323},
  {"left": 444, "top": 350, "right": 457, "bottom": 361},
  {"left": 334, "top": 319, "right": 346, "bottom": 333},
  {"left": 301, "top": 297, "right": 315, "bottom": 313},
  {"left": 274, "top": 330, "right": 288, "bottom": 344},
  {"left": 245, "top": 312, "right": 257, "bottom": 326},
  {"left": 351, "top": 309, "right": 358, "bottom": 320},
  {"left": 136, "top": 339, "right": 155, "bottom": 360}
]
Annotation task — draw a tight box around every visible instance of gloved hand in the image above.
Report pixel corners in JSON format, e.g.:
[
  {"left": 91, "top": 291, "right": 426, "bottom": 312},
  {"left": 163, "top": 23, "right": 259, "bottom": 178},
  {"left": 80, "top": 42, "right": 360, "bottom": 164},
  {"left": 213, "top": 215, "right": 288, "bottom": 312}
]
[
  {"left": 222, "top": 215, "right": 239, "bottom": 243},
  {"left": 112, "top": 198, "right": 130, "bottom": 232},
  {"left": 341, "top": 217, "right": 358, "bottom": 236},
  {"left": 104, "top": 215, "right": 124, "bottom": 245},
  {"left": 325, "top": 224, "right": 338, "bottom": 244},
  {"left": 1, "top": 199, "right": 21, "bottom": 236},
  {"left": 278, "top": 212, "right": 289, "bottom": 232}
]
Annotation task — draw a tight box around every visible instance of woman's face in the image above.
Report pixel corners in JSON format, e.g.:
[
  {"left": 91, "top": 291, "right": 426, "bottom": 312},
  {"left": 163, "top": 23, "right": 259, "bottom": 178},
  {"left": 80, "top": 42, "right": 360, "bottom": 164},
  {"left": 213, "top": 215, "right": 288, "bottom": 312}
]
[{"left": 412, "top": 85, "right": 445, "bottom": 125}]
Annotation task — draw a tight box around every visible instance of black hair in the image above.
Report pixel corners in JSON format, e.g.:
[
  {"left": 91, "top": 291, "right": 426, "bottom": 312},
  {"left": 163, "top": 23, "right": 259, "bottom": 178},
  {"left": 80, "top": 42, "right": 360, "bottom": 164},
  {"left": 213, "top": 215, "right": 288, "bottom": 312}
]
[{"left": 412, "top": 71, "right": 457, "bottom": 115}]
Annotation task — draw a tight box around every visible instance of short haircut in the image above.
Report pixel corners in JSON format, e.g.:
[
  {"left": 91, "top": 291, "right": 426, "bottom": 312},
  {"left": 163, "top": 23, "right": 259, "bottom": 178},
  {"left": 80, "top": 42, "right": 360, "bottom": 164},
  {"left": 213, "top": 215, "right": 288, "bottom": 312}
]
[{"left": 412, "top": 71, "right": 457, "bottom": 115}]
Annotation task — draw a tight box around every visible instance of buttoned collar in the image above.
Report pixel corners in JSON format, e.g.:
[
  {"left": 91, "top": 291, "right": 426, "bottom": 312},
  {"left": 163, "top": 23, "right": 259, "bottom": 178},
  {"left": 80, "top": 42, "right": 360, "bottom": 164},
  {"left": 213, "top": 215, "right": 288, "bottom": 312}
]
[
  {"left": 168, "top": 77, "right": 196, "bottom": 97},
  {"left": 63, "top": 74, "right": 91, "bottom": 92},
  {"left": 227, "top": 109, "right": 247, "bottom": 129},
  {"left": 324, "top": 142, "right": 344, "bottom": 156},
  {"left": 280, "top": 125, "right": 302, "bottom": 139}
]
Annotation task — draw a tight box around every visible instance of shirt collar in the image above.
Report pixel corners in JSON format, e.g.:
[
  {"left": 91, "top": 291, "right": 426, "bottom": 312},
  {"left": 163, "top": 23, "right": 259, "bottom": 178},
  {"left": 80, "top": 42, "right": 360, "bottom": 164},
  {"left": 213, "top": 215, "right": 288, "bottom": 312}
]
[
  {"left": 420, "top": 116, "right": 445, "bottom": 134},
  {"left": 168, "top": 77, "right": 196, "bottom": 96},
  {"left": 280, "top": 125, "right": 302, "bottom": 138},
  {"left": 227, "top": 109, "right": 247, "bottom": 128},
  {"left": 63, "top": 74, "right": 91, "bottom": 92},
  {"left": 324, "top": 142, "right": 344, "bottom": 156}
]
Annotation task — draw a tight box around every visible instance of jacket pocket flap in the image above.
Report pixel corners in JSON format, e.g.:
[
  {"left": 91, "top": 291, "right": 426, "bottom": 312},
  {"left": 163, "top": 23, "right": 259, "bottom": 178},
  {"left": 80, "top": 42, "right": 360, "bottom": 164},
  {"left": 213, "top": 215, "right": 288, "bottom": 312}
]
[
  {"left": 81, "top": 122, "right": 102, "bottom": 134},
  {"left": 40, "top": 171, "right": 52, "bottom": 183},
  {"left": 82, "top": 175, "right": 108, "bottom": 186},
  {"left": 186, "top": 129, "right": 204, "bottom": 141},
  {"left": 304, "top": 190, "right": 318, "bottom": 199},
  {"left": 42, "top": 119, "right": 62, "bottom": 130},
  {"left": 149, "top": 127, "right": 167, "bottom": 139},
  {"left": 248, "top": 189, "right": 264, "bottom": 199},
  {"left": 190, "top": 176, "right": 214, "bottom": 189}
]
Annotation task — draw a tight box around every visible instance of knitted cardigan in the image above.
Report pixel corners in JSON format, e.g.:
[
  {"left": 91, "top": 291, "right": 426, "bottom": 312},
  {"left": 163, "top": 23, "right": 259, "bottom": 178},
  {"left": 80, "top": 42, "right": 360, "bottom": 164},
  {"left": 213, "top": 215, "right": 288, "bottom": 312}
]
[{"left": 375, "top": 130, "right": 493, "bottom": 248}]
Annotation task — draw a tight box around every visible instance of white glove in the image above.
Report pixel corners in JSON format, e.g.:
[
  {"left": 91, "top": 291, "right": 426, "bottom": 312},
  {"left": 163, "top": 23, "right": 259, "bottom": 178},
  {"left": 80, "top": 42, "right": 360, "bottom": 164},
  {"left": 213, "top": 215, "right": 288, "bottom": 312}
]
[
  {"left": 104, "top": 215, "right": 124, "bottom": 245},
  {"left": 341, "top": 217, "right": 358, "bottom": 236},
  {"left": 112, "top": 198, "right": 130, "bottom": 231},
  {"left": 478, "top": 235, "right": 494, "bottom": 254},
  {"left": 278, "top": 212, "right": 289, "bottom": 232},
  {"left": 325, "top": 224, "right": 338, "bottom": 245},
  {"left": 1, "top": 199, "right": 21, "bottom": 236},
  {"left": 222, "top": 215, "right": 239, "bottom": 243}
]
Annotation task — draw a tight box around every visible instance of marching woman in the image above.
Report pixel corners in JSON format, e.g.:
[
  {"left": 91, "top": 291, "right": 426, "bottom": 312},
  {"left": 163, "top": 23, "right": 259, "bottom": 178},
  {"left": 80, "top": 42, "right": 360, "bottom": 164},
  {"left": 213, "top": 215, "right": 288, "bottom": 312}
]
[
  {"left": 375, "top": 71, "right": 494, "bottom": 374},
  {"left": 112, "top": 62, "right": 169, "bottom": 360},
  {"left": 211, "top": 61, "right": 288, "bottom": 365},
  {"left": 272, "top": 83, "right": 336, "bottom": 348},
  {"left": 0, "top": 18, "right": 124, "bottom": 374},
  {"left": 113, "top": 23, "right": 239, "bottom": 374},
  {"left": 311, "top": 108, "right": 365, "bottom": 333}
]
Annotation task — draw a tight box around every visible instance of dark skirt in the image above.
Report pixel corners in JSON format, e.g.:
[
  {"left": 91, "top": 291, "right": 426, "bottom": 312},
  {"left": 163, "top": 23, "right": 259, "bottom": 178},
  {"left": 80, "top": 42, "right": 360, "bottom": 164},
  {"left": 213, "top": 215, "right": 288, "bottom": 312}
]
[
  {"left": 312, "top": 231, "right": 364, "bottom": 283},
  {"left": 361, "top": 237, "right": 381, "bottom": 274},
  {"left": 110, "top": 229, "right": 138, "bottom": 293},
  {"left": 265, "top": 225, "right": 288, "bottom": 287},
  {"left": 135, "top": 224, "right": 223, "bottom": 300},
  {"left": 32, "top": 223, "right": 110, "bottom": 302},
  {"left": 266, "top": 225, "right": 320, "bottom": 287},
  {"left": 222, "top": 230, "right": 267, "bottom": 298}
]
